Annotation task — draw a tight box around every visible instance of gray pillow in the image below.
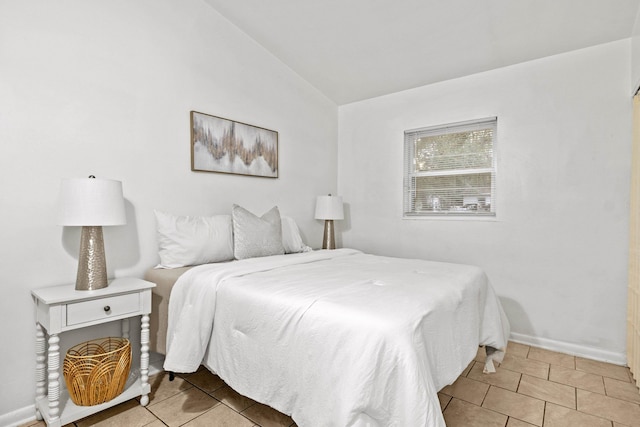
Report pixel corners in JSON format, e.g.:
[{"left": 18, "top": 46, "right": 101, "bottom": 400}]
[{"left": 232, "top": 205, "right": 285, "bottom": 260}]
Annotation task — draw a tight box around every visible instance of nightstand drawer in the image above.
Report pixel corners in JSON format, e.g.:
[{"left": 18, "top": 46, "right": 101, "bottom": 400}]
[{"left": 67, "top": 293, "right": 140, "bottom": 326}]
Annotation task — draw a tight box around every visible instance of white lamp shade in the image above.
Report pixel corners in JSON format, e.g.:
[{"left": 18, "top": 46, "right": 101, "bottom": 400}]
[
  {"left": 58, "top": 177, "right": 126, "bottom": 226},
  {"left": 315, "top": 195, "right": 344, "bottom": 220}
]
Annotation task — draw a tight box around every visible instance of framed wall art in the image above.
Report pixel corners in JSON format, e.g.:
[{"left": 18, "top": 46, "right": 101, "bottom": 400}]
[{"left": 190, "top": 111, "right": 278, "bottom": 178}]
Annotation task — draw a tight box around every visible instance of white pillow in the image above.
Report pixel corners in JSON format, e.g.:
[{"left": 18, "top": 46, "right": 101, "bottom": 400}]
[
  {"left": 281, "top": 216, "right": 311, "bottom": 254},
  {"left": 232, "top": 205, "right": 285, "bottom": 260},
  {"left": 154, "top": 210, "right": 234, "bottom": 268}
]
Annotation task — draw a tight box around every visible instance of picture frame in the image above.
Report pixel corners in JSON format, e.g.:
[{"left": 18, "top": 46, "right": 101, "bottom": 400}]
[{"left": 190, "top": 111, "right": 278, "bottom": 178}]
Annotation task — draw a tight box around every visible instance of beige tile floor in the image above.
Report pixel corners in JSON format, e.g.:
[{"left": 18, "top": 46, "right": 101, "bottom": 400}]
[{"left": 20, "top": 342, "right": 640, "bottom": 427}]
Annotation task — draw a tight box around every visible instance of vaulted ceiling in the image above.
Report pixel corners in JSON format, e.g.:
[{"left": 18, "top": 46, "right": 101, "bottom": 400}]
[{"left": 203, "top": 0, "right": 640, "bottom": 105}]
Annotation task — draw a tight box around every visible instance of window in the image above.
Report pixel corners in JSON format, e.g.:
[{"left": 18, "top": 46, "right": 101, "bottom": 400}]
[{"left": 403, "top": 117, "right": 497, "bottom": 217}]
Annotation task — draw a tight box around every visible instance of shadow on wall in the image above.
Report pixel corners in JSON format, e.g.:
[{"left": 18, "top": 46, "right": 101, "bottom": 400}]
[
  {"left": 499, "top": 296, "right": 535, "bottom": 341},
  {"left": 61, "top": 199, "right": 140, "bottom": 278},
  {"left": 334, "top": 202, "right": 351, "bottom": 249}
]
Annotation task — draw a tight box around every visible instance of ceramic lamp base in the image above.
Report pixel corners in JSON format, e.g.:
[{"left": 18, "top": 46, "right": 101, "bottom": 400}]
[
  {"left": 76, "top": 225, "right": 108, "bottom": 290},
  {"left": 322, "top": 219, "right": 336, "bottom": 250}
]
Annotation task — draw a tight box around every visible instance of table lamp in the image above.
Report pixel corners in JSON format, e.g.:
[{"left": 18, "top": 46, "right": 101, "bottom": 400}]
[
  {"left": 58, "top": 176, "right": 126, "bottom": 290},
  {"left": 315, "top": 194, "right": 344, "bottom": 249}
]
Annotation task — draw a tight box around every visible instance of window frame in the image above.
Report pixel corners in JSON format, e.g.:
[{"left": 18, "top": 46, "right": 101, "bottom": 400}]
[{"left": 403, "top": 117, "right": 497, "bottom": 218}]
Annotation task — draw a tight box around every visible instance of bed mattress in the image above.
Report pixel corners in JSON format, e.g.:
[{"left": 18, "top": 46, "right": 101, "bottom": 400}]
[{"left": 144, "top": 266, "right": 192, "bottom": 354}]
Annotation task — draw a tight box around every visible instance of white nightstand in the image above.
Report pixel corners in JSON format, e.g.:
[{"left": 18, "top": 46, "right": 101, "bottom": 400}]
[{"left": 31, "top": 277, "right": 156, "bottom": 427}]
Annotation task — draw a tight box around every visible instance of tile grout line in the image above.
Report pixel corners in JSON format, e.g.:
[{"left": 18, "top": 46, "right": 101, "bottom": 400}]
[
  {"left": 478, "top": 382, "right": 490, "bottom": 408},
  {"left": 142, "top": 404, "right": 165, "bottom": 426}
]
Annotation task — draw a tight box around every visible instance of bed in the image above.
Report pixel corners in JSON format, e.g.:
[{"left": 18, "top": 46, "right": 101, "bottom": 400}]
[{"left": 147, "top": 207, "right": 510, "bottom": 427}]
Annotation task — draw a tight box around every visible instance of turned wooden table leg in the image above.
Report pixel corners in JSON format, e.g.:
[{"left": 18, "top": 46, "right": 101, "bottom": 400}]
[
  {"left": 35, "top": 323, "right": 46, "bottom": 420},
  {"left": 47, "top": 333, "right": 61, "bottom": 424},
  {"left": 140, "top": 313, "right": 150, "bottom": 406}
]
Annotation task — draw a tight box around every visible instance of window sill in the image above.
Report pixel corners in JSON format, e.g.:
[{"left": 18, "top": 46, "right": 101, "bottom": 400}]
[{"left": 402, "top": 213, "right": 498, "bottom": 221}]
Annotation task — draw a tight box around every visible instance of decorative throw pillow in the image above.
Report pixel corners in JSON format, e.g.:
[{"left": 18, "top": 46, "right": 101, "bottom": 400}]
[
  {"left": 232, "top": 205, "right": 285, "bottom": 260},
  {"left": 281, "top": 216, "right": 312, "bottom": 254},
  {"left": 154, "top": 210, "right": 234, "bottom": 268}
]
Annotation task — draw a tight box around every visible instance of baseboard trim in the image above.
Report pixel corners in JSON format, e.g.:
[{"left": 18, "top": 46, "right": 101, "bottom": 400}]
[
  {"left": 510, "top": 332, "right": 627, "bottom": 366},
  {"left": 0, "top": 404, "right": 36, "bottom": 427}
]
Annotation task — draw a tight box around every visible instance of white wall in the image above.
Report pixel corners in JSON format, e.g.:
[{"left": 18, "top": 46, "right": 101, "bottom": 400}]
[
  {"left": 0, "top": 0, "right": 337, "bottom": 422},
  {"left": 338, "top": 40, "right": 632, "bottom": 362}
]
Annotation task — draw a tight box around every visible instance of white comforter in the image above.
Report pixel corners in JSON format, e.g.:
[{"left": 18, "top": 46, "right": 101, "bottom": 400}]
[{"left": 164, "top": 249, "right": 510, "bottom": 427}]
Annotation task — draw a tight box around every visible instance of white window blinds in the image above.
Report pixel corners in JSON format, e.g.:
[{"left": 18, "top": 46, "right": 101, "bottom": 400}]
[{"left": 403, "top": 117, "right": 497, "bottom": 217}]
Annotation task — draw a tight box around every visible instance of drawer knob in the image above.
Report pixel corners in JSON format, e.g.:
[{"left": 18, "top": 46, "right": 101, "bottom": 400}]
[{"left": 104, "top": 306, "right": 111, "bottom": 313}]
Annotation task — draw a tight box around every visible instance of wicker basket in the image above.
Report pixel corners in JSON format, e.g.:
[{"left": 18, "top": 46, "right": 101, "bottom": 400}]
[{"left": 63, "top": 337, "right": 132, "bottom": 406}]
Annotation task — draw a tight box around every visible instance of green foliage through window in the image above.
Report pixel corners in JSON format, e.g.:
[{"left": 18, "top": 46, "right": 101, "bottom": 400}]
[{"left": 404, "top": 118, "right": 497, "bottom": 217}]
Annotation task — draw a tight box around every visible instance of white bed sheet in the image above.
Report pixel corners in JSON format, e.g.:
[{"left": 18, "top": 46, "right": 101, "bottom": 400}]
[{"left": 164, "top": 249, "right": 510, "bottom": 427}]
